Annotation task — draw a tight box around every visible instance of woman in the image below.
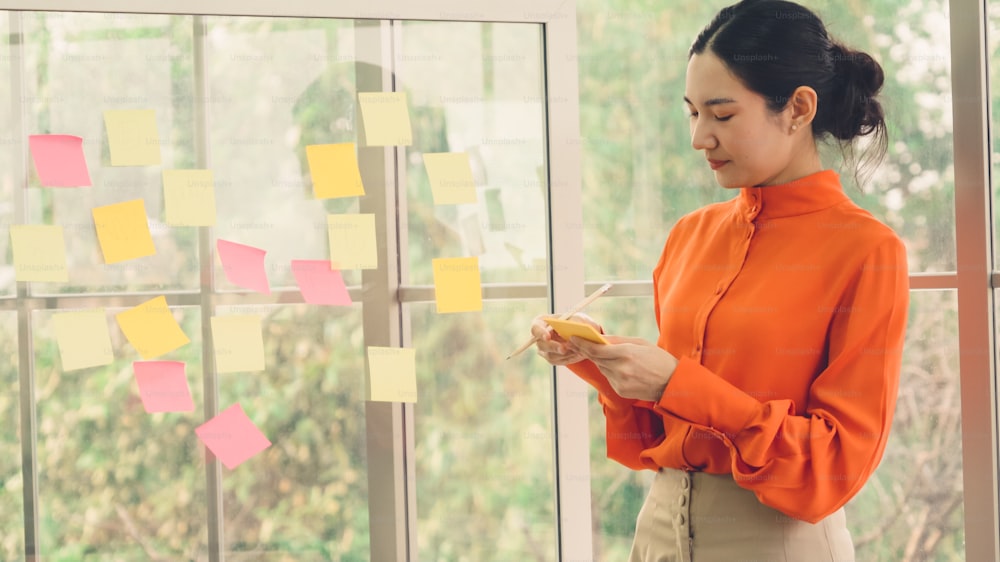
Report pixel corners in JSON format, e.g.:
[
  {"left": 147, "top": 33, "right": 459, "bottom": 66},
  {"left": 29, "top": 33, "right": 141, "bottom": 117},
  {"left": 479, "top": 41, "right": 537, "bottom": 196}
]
[{"left": 531, "top": 1, "right": 908, "bottom": 560}]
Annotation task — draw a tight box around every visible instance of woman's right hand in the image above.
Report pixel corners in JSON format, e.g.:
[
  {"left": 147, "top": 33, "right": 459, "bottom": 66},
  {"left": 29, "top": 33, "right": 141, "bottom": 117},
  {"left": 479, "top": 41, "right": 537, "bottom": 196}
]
[{"left": 530, "top": 313, "right": 603, "bottom": 366}]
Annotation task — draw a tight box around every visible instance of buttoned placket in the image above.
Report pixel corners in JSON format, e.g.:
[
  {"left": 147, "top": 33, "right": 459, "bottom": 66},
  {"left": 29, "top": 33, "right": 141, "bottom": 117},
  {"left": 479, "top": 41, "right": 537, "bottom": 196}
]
[
  {"left": 677, "top": 472, "right": 693, "bottom": 562},
  {"left": 690, "top": 191, "right": 760, "bottom": 361}
]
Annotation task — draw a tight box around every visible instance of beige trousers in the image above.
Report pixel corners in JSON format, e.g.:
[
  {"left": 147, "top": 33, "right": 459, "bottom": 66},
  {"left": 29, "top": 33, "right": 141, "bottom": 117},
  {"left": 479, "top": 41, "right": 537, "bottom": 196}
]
[{"left": 629, "top": 469, "right": 855, "bottom": 562}]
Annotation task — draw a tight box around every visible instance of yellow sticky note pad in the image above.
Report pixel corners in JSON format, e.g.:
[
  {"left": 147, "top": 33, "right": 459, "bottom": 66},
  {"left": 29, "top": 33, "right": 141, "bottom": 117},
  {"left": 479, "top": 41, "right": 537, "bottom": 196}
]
[
  {"left": 432, "top": 257, "right": 482, "bottom": 313},
  {"left": 9, "top": 225, "right": 69, "bottom": 282},
  {"left": 543, "top": 318, "right": 609, "bottom": 344},
  {"left": 210, "top": 315, "right": 266, "bottom": 374},
  {"left": 306, "top": 143, "right": 365, "bottom": 199},
  {"left": 115, "top": 296, "right": 190, "bottom": 360},
  {"left": 327, "top": 214, "right": 377, "bottom": 270},
  {"left": 367, "top": 346, "right": 417, "bottom": 403},
  {"left": 103, "top": 109, "right": 161, "bottom": 166},
  {"left": 92, "top": 199, "right": 156, "bottom": 264},
  {"left": 358, "top": 92, "right": 413, "bottom": 146},
  {"left": 52, "top": 309, "right": 114, "bottom": 371},
  {"left": 423, "top": 153, "right": 477, "bottom": 205},
  {"left": 163, "top": 169, "right": 217, "bottom": 226}
]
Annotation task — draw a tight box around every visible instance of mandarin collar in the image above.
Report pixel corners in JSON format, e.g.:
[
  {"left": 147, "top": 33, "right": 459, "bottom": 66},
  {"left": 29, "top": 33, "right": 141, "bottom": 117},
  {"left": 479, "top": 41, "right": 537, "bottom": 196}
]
[{"left": 737, "top": 169, "right": 848, "bottom": 221}]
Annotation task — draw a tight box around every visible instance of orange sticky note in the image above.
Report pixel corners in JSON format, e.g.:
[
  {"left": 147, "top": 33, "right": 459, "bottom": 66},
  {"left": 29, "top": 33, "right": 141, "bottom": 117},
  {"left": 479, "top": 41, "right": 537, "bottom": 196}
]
[
  {"left": 163, "top": 169, "right": 216, "bottom": 226},
  {"left": 52, "top": 309, "right": 114, "bottom": 371},
  {"left": 210, "top": 315, "right": 265, "bottom": 373},
  {"left": 92, "top": 199, "right": 156, "bottom": 264},
  {"left": 327, "top": 214, "right": 378, "bottom": 270},
  {"left": 195, "top": 403, "right": 271, "bottom": 470},
  {"left": 103, "top": 109, "right": 161, "bottom": 166},
  {"left": 115, "top": 296, "right": 191, "bottom": 360},
  {"left": 9, "top": 224, "right": 69, "bottom": 282},
  {"left": 217, "top": 239, "right": 270, "bottom": 295},
  {"left": 133, "top": 361, "right": 194, "bottom": 413},
  {"left": 290, "top": 260, "right": 352, "bottom": 306},
  {"left": 28, "top": 134, "right": 92, "bottom": 187},
  {"left": 367, "top": 346, "right": 417, "bottom": 403},
  {"left": 306, "top": 143, "right": 365, "bottom": 199},
  {"left": 432, "top": 257, "right": 483, "bottom": 313},
  {"left": 358, "top": 92, "right": 413, "bottom": 146},
  {"left": 423, "top": 152, "right": 477, "bottom": 205}
]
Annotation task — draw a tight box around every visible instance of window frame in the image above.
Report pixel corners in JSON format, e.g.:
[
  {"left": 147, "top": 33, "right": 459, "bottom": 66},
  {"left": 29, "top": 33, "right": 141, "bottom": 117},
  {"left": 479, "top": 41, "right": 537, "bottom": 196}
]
[{"left": 0, "top": 1, "right": 587, "bottom": 560}]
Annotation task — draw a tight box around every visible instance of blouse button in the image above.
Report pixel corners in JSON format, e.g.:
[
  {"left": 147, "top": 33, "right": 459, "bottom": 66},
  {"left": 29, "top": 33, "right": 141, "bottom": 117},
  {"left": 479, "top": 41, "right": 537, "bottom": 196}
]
[
  {"left": 675, "top": 513, "right": 687, "bottom": 526},
  {"left": 678, "top": 495, "right": 687, "bottom": 507},
  {"left": 681, "top": 477, "right": 690, "bottom": 490},
  {"left": 714, "top": 285, "right": 723, "bottom": 295}
]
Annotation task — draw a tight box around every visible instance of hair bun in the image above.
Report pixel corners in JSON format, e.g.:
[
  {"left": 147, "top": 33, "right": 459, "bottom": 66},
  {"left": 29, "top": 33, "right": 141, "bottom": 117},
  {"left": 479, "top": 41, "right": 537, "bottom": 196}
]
[
  {"left": 831, "top": 44, "right": 884, "bottom": 94},
  {"left": 829, "top": 43, "right": 885, "bottom": 139}
]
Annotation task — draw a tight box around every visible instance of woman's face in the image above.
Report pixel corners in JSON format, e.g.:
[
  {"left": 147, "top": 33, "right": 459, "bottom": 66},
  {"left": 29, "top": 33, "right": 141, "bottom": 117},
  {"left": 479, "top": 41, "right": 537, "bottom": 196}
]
[{"left": 684, "top": 50, "right": 807, "bottom": 188}]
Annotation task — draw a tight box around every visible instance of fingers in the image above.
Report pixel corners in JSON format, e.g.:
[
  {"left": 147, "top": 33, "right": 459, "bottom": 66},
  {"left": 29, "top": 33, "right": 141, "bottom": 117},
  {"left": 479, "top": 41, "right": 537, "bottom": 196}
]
[
  {"left": 568, "top": 312, "right": 602, "bottom": 330},
  {"left": 536, "top": 346, "right": 585, "bottom": 366},
  {"left": 530, "top": 315, "right": 552, "bottom": 341},
  {"left": 531, "top": 314, "right": 574, "bottom": 364},
  {"left": 570, "top": 336, "right": 618, "bottom": 359},
  {"left": 529, "top": 313, "right": 607, "bottom": 366}
]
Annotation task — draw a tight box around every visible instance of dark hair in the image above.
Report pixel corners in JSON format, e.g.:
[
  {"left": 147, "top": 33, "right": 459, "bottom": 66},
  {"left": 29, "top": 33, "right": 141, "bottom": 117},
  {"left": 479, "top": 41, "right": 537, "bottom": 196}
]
[{"left": 690, "top": 0, "right": 888, "bottom": 185}]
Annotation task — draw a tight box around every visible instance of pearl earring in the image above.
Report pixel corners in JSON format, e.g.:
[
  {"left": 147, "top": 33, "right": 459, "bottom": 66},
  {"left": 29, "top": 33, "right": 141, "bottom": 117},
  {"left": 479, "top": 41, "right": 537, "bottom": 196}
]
[{"left": 791, "top": 124, "right": 798, "bottom": 131}]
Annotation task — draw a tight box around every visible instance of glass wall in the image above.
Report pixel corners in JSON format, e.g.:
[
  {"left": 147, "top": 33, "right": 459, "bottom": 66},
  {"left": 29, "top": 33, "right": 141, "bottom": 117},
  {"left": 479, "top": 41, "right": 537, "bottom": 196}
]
[
  {"left": 394, "top": 21, "right": 555, "bottom": 560},
  {"left": 2, "top": 7, "right": 558, "bottom": 560}
]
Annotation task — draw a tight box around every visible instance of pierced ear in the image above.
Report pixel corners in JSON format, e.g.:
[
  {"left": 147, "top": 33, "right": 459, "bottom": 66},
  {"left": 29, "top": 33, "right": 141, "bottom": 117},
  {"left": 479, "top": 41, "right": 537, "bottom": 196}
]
[{"left": 789, "top": 86, "right": 818, "bottom": 126}]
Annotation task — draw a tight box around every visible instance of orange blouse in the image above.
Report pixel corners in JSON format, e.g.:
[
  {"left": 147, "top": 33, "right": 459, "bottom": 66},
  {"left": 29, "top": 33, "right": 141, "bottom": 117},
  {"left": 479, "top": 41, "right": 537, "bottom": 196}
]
[{"left": 568, "top": 169, "right": 909, "bottom": 523}]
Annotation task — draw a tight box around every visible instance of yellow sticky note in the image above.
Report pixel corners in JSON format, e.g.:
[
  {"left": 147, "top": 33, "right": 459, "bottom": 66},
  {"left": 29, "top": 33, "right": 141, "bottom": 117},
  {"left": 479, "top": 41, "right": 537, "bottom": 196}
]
[
  {"left": 52, "top": 309, "right": 114, "bottom": 371},
  {"left": 92, "top": 199, "right": 156, "bottom": 264},
  {"left": 543, "top": 318, "right": 609, "bottom": 344},
  {"left": 103, "top": 109, "right": 161, "bottom": 166},
  {"left": 327, "top": 214, "right": 378, "bottom": 270},
  {"left": 115, "top": 296, "right": 190, "bottom": 360},
  {"left": 367, "top": 346, "right": 416, "bottom": 403},
  {"left": 432, "top": 257, "right": 483, "bottom": 313},
  {"left": 163, "top": 169, "right": 217, "bottom": 226},
  {"left": 306, "top": 143, "right": 365, "bottom": 199},
  {"left": 210, "top": 315, "right": 266, "bottom": 373},
  {"left": 358, "top": 92, "right": 413, "bottom": 146},
  {"left": 9, "top": 225, "right": 68, "bottom": 282},
  {"left": 423, "top": 153, "right": 477, "bottom": 205}
]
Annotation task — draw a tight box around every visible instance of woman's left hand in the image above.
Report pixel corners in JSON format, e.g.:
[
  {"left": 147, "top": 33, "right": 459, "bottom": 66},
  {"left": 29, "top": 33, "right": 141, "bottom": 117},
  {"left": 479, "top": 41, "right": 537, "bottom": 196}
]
[{"left": 568, "top": 336, "right": 679, "bottom": 402}]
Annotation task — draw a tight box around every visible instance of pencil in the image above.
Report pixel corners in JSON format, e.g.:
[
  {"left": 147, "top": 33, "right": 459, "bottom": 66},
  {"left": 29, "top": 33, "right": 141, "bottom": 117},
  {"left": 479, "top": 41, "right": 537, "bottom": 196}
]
[{"left": 505, "top": 283, "right": 613, "bottom": 360}]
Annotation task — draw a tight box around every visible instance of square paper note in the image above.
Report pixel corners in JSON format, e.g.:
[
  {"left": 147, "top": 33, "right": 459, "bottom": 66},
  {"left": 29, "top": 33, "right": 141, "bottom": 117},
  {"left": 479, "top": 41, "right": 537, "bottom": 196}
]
[
  {"left": 195, "top": 403, "right": 271, "bottom": 470},
  {"left": 133, "top": 360, "right": 195, "bottom": 413}
]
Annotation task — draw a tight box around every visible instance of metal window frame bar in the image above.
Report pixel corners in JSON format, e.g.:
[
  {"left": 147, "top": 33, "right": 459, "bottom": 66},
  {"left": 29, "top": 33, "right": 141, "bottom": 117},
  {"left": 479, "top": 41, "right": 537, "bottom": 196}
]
[
  {"left": 8, "top": 11, "right": 40, "bottom": 560},
  {"left": 949, "top": 0, "right": 1000, "bottom": 560}
]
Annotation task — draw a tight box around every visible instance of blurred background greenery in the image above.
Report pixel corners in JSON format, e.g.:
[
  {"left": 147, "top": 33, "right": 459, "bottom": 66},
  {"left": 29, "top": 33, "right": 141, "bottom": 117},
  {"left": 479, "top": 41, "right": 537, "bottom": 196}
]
[{"left": 0, "top": 0, "right": 989, "bottom": 560}]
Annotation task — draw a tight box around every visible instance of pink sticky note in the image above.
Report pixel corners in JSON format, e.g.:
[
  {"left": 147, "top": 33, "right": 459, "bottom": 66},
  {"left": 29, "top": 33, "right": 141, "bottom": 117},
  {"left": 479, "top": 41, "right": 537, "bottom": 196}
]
[
  {"left": 28, "top": 134, "right": 92, "bottom": 187},
  {"left": 291, "top": 260, "right": 352, "bottom": 306},
  {"left": 217, "top": 239, "right": 270, "bottom": 294},
  {"left": 195, "top": 403, "right": 272, "bottom": 470},
  {"left": 133, "top": 360, "right": 194, "bottom": 413}
]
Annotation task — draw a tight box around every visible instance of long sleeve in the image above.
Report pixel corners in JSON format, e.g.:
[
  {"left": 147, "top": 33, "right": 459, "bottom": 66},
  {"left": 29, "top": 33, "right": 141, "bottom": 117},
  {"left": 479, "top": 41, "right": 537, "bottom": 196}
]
[
  {"left": 652, "top": 236, "right": 909, "bottom": 522},
  {"left": 566, "top": 359, "right": 663, "bottom": 471}
]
